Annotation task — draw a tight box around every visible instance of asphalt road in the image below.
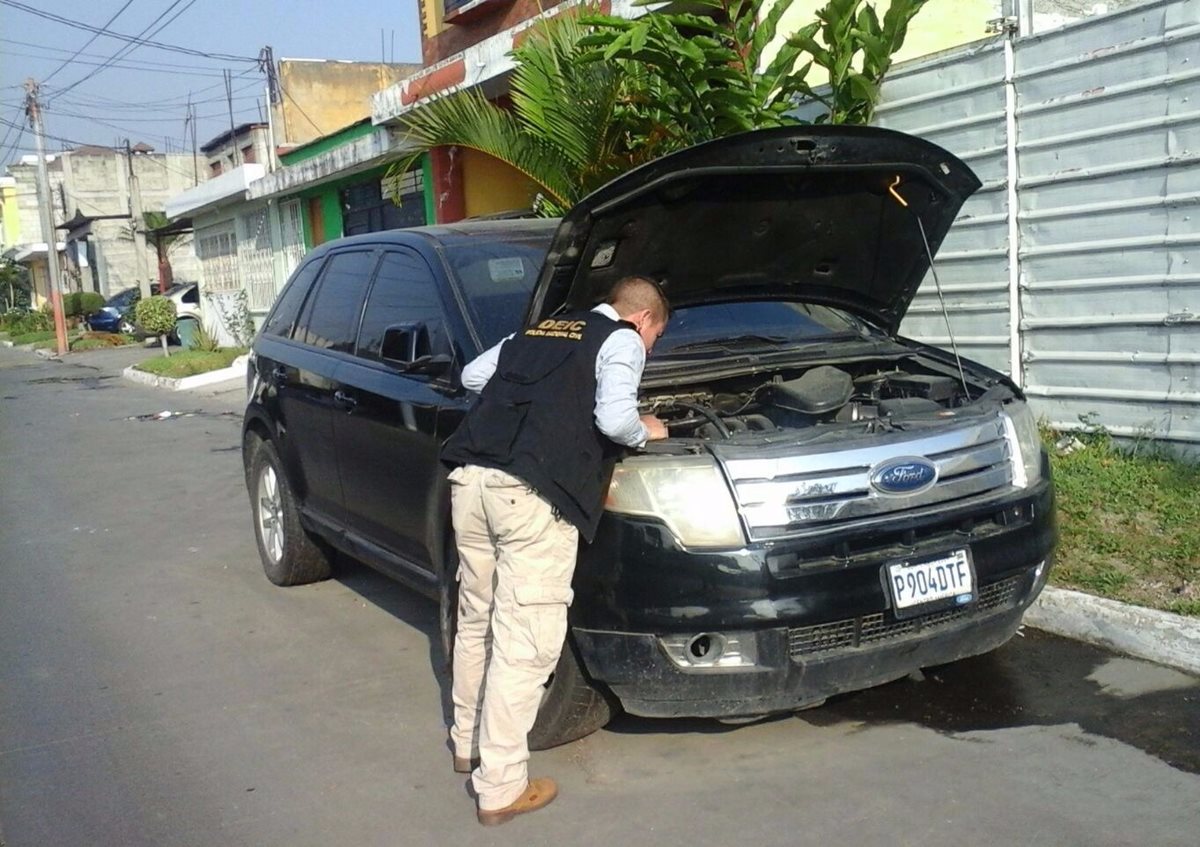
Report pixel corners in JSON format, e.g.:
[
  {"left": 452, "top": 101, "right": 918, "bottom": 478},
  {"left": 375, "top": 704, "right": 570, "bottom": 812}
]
[{"left": 1, "top": 346, "right": 1198, "bottom": 847}]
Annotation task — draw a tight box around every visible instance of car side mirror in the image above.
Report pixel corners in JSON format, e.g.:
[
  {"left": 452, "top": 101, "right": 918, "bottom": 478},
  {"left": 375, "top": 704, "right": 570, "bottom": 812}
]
[
  {"left": 381, "top": 323, "right": 451, "bottom": 376},
  {"left": 406, "top": 353, "right": 453, "bottom": 376}
]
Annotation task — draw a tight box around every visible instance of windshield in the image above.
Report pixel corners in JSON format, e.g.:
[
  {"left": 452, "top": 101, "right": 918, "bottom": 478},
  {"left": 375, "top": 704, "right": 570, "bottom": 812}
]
[
  {"left": 653, "top": 301, "right": 871, "bottom": 358},
  {"left": 444, "top": 235, "right": 549, "bottom": 348}
]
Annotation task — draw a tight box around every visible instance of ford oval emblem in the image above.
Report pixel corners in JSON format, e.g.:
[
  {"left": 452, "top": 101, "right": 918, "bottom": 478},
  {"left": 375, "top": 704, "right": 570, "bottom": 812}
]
[{"left": 870, "top": 456, "right": 938, "bottom": 495}]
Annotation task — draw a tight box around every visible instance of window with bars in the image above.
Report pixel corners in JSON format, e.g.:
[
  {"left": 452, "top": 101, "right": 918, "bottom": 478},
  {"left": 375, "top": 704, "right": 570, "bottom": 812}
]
[
  {"left": 195, "top": 223, "right": 238, "bottom": 292},
  {"left": 238, "top": 207, "right": 277, "bottom": 311}
]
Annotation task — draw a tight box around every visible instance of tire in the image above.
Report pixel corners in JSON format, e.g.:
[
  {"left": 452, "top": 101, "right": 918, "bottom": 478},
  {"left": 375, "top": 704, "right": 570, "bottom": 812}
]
[
  {"left": 438, "top": 547, "right": 615, "bottom": 750},
  {"left": 248, "top": 439, "right": 333, "bottom": 586},
  {"left": 527, "top": 638, "right": 616, "bottom": 751}
]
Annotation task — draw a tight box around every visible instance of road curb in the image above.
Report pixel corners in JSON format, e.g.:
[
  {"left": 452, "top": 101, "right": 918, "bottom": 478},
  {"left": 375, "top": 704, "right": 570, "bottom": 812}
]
[
  {"left": 121, "top": 354, "right": 249, "bottom": 392},
  {"left": 1025, "top": 586, "right": 1200, "bottom": 675}
]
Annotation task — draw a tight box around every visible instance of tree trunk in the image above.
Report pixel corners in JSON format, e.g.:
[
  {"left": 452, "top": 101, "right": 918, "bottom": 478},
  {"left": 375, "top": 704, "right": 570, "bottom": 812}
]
[{"left": 160, "top": 333, "right": 169, "bottom": 357}]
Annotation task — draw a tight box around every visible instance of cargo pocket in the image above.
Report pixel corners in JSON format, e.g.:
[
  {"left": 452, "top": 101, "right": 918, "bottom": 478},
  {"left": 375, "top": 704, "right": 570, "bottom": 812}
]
[{"left": 509, "top": 583, "right": 574, "bottom": 667}]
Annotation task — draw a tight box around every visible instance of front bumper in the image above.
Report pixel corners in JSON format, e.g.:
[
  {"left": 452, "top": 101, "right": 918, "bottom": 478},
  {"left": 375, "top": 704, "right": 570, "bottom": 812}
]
[
  {"left": 569, "top": 474, "right": 1056, "bottom": 718},
  {"left": 574, "top": 564, "right": 1045, "bottom": 717}
]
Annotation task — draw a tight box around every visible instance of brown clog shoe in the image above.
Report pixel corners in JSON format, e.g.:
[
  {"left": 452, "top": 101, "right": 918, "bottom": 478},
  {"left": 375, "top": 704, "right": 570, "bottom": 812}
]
[
  {"left": 476, "top": 778, "right": 558, "bottom": 826},
  {"left": 453, "top": 755, "right": 480, "bottom": 774}
]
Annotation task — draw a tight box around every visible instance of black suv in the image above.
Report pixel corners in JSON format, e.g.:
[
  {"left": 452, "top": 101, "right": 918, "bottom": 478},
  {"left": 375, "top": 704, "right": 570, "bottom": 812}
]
[{"left": 243, "top": 126, "right": 1056, "bottom": 749}]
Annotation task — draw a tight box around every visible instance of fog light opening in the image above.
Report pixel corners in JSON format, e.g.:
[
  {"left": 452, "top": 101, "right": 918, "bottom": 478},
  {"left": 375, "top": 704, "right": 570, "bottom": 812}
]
[{"left": 687, "top": 633, "right": 726, "bottom": 664}]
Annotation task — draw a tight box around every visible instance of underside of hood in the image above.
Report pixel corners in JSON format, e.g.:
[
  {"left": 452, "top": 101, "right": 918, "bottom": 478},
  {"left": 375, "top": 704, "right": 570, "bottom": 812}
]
[{"left": 524, "top": 125, "right": 981, "bottom": 334}]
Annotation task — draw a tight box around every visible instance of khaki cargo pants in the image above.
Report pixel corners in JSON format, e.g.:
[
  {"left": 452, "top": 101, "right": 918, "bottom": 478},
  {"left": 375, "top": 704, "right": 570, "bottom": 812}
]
[{"left": 447, "top": 465, "right": 579, "bottom": 811}]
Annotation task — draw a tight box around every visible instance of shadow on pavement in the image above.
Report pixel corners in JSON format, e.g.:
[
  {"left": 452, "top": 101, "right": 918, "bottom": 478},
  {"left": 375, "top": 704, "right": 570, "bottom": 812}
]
[
  {"left": 605, "top": 630, "right": 1200, "bottom": 774},
  {"left": 329, "top": 553, "right": 453, "bottom": 726},
  {"left": 800, "top": 628, "right": 1200, "bottom": 774}
]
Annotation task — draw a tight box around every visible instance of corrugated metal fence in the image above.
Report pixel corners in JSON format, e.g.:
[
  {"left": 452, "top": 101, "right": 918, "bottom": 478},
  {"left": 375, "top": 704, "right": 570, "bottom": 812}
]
[{"left": 875, "top": 0, "right": 1199, "bottom": 452}]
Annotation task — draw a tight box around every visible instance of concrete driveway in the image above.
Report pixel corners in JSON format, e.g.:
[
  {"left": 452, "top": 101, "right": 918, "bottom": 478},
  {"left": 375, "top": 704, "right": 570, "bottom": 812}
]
[{"left": 1, "top": 346, "right": 1197, "bottom": 847}]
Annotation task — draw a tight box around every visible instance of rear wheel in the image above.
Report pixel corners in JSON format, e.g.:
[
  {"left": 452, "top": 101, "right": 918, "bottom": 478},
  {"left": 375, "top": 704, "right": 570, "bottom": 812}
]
[
  {"left": 248, "top": 439, "right": 333, "bottom": 586},
  {"left": 438, "top": 546, "right": 615, "bottom": 750}
]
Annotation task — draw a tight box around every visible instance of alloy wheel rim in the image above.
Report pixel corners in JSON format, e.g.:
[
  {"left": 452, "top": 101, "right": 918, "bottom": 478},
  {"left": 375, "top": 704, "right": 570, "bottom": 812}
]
[{"left": 257, "top": 465, "right": 284, "bottom": 564}]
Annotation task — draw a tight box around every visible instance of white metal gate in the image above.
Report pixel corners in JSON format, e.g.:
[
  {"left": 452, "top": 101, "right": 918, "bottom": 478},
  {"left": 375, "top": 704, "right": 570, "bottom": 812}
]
[{"left": 875, "top": 0, "right": 1199, "bottom": 450}]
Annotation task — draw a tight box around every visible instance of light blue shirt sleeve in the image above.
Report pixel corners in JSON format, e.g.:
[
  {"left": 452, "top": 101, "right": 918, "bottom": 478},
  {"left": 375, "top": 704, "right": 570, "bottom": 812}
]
[
  {"left": 460, "top": 334, "right": 511, "bottom": 393},
  {"left": 594, "top": 328, "right": 649, "bottom": 448}
]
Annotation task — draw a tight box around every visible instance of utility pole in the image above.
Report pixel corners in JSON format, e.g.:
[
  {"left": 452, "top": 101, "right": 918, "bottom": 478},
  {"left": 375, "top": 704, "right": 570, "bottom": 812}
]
[
  {"left": 224, "top": 69, "right": 241, "bottom": 168},
  {"left": 124, "top": 139, "right": 152, "bottom": 299},
  {"left": 23, "top": 79, "right": 68, "bottom": 356}
]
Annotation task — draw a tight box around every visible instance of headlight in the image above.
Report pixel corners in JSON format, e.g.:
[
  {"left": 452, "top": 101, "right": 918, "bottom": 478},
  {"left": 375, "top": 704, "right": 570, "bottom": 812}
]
[
  {"left": 606, "top": 455, "right": 744, "bottom": 548},
  {"left": 1002, "top": 402, "right": 1044, "bottom": 489}
]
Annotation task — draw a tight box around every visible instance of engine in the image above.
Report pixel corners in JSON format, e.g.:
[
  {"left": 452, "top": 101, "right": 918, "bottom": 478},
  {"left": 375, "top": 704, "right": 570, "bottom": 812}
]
[{"left": 642, "top": 363, "right": 973, "bottom": 441}]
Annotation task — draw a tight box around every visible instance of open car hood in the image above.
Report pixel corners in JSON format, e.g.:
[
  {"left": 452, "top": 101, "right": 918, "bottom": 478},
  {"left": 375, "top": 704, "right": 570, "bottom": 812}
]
[{"left": 524, "top": 126, "right": 981, "bottom": 335}]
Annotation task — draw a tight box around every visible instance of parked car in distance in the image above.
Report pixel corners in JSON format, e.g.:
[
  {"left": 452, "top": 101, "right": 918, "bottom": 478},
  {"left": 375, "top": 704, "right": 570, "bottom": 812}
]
[
  {"left": 161, "top": 282, "right": 202, "bottom": 343},
  {"left": 241, "top": 126, "right": 1057, "bottom": 750},
  {"left": 85, "top": 287, "right": 140, "bottom": 334}
]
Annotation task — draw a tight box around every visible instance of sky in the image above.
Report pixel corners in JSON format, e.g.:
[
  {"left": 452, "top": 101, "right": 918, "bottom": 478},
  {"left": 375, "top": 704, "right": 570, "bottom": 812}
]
[{"left": 0, "top": 0, "right": 423, "bottom": 167}]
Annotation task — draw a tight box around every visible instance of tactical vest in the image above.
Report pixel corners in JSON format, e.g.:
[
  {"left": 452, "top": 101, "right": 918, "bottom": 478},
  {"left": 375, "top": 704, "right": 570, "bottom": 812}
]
[{"left": 441, "top": 310, "right": 636, "bottom": 542}]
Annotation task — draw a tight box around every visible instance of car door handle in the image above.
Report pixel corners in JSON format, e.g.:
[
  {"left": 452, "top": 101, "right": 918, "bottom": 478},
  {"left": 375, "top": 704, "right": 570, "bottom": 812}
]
[{"left": 333, "top": 390, "right": 358, "bottom": 410}]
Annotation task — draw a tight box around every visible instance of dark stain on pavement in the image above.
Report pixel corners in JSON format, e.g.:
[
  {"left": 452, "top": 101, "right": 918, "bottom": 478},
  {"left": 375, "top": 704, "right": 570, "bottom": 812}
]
[
  {"left": 801, "top": 628, "right": 1200, "bottom": 774},
  {"left": 27, "top": 374, "right": 118, "bottom": 387}
]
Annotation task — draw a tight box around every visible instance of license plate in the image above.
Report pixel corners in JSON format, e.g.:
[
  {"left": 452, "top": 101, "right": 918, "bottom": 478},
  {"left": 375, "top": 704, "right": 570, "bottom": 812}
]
[{"left": 885, "top": 549, "right": 975, "bottom": 617}]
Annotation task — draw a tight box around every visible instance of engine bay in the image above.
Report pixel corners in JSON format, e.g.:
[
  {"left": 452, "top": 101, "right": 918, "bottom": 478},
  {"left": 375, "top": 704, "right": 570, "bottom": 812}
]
[{"left": 641, "top": 358, "right": 993, "bottom": 441}]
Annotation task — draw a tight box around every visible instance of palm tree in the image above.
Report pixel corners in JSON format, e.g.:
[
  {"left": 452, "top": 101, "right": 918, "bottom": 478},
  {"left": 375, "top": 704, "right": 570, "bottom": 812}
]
[{"left": 387, "top": 15, "right": 662, "bottom": 216}]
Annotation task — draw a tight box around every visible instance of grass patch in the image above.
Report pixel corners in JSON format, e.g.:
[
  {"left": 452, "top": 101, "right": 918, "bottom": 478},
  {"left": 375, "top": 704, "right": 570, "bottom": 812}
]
[
  {"left": 9, "top": 329, "right": 57, "bottom": 345},
  {"left": 134, "top": 347, "right": 247, "bottom": 378},
  {"left": 1046, "top": 426, "right": 1199, "bottom": 617}
]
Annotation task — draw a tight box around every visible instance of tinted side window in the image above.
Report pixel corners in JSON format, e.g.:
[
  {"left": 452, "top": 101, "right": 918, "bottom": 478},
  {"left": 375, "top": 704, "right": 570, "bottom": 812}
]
[
  {"left": 262, "top": 260, "right": 322, "bottom": 338},
  {"left": 356, "top": 250, "right": 447, "bottom": 361},
  {"left": 297, "top": 251, "right": 377, "bottom": 352}
]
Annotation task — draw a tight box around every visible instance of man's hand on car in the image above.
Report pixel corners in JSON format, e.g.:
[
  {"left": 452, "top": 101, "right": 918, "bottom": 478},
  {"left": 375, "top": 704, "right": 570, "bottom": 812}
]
[{"left": 641, "top": 414, "right": 669, "bottom": 441}]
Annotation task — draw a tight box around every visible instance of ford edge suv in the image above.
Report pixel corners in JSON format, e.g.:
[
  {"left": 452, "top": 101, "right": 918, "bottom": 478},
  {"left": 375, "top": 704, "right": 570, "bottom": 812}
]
[{"left": 242, "top": 126, "right": 1056, "bottom": 748}]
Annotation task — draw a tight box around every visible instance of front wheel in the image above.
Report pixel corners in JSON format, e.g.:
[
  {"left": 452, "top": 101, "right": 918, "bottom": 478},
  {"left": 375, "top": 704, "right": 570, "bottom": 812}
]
[
  {"left": 438, "top": 552, "right": 615, "bottom": 750},
  {"left": 248, "top": 439, "right": 333, "bottom": 586}
]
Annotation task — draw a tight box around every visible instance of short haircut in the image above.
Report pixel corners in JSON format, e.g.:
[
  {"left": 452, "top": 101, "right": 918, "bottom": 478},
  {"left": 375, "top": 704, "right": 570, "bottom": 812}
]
[{"left": 606, "top": 275, "right": 670, "bottom": 323}]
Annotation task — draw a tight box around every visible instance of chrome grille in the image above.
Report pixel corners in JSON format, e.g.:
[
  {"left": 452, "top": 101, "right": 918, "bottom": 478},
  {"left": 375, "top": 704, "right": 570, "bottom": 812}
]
[
  {"left": 716, "top": 414, "right": 1015, "bottom": 541},
  {"left": 787, "top": 575, "right": 1025, "bottom": 659}
]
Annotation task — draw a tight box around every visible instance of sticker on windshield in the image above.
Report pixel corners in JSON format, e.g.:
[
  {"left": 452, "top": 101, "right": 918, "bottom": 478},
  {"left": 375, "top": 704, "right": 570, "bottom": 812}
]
[{"left": 488, "top": 258, "right": 526, "bottom": 282}]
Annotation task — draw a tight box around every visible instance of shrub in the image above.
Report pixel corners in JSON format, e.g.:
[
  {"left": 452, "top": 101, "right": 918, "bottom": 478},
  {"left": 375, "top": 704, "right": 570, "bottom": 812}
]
[
  {"left": 188, "top": 320, "right": 222, "bottom": 353},
  {"left": 79, "top": 292, "right": 105, "bottom": 315},
  {"left": 7, "top": 310, "right": 52, "bottom": 336},
  {"left": 134, "top": 295, "right": 177, "bottom": 356},
  {"left": 62, "top": 292, "right": 81, "bottom": 317}
]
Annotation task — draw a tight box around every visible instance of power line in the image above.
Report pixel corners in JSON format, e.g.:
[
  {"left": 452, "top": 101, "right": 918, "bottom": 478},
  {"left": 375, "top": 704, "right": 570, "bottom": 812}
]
[
  {"left": 2, "top": 46, "right": 239, "bottom": 80},
  {"left": 0, "top": 0, "right": 259, "bottom": 62},
  {"left": 0, "top": 37, "right": 244, "bottom": 73},
  {"left": 40, "top": 0, "right": 137, "bottom": 85},
  {"left": 50, "top": 0, "right": 203, "bottom": 102},
  {"left": 46, "top": 77, "right": 261, "bottom": 112}
]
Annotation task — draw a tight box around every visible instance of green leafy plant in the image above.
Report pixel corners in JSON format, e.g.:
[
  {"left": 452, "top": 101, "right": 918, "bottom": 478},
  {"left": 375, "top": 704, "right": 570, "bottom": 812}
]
[
  {"left": 202, "top": 289, "right": 257, "bottom": 349},
  {"left": 0, "top": 259, "right": 31, "bottom": 311},
  {"left": 788, "top": 0, "right": 929, "bottom": 124},
  {"left": 3, "top": 310, "right": 52, "bottom": 336},
  {"left": 79, "top": 292, "right": 105, "bottom": 315},
  {"left": 61, "top": 292, "right": 82, "bottom": 318},
  {"left": 134, "top": 295, "right": 177, "bottom": 357},
  {"left": 580, "top": 0, "right": 813, "bottom": 145},
  {"left": 188, "top": 320, "right": 222, "bottom": 353},
  {"left": 387, "top": 0, "right": 927, "bottom": 216}
]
